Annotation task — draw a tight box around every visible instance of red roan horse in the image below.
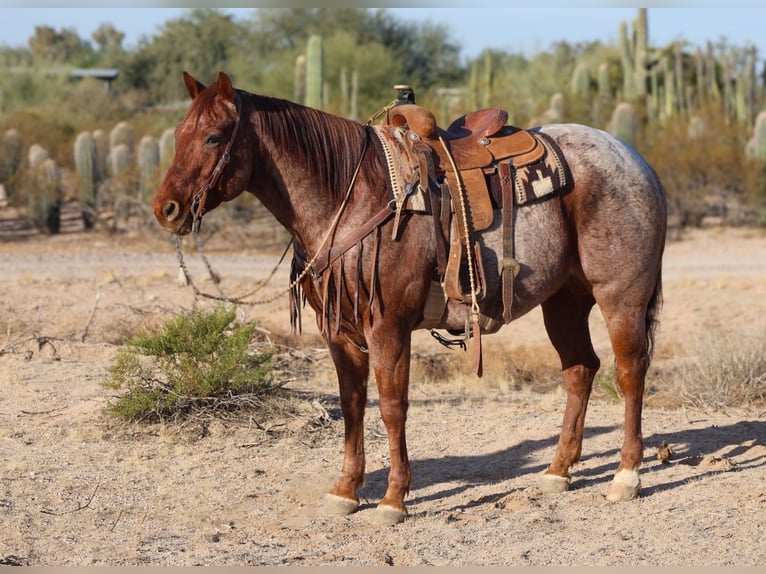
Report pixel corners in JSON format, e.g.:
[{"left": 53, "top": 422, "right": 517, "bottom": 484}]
[{"left": 154, "top": 72, "right": 666, "bottom": 525}]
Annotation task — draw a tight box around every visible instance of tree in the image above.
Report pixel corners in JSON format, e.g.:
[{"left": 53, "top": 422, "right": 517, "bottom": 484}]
[
  {"left": 28, "top": 25, "right": 82, "bottom": 64},
  {"left": 92, "top": 23, "right": 125, "bottom": 60},
  {"left": 122, "top": 8, "right": 240, "bottom": 103}
]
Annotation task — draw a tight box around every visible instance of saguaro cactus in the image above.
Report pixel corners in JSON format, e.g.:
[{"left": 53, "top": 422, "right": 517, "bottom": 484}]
[
  {"left": 482, "top": 49, "right": 493, "bottom": 109},
  {"left": 294, "top": 54, "right": 307, "bottom": 104},
  {"left": 571, "top": 62, "right": 592, "bottom": 99},
  {"left": 745, "top": 111, "right": 766, "bottom": 161},
  {"left": 159, "top": 127, "right": 176, "bottom": 174},
  {"left": 1, "top": 128, "right": 22, "bottom": 185},
  {"left": 305, "top": 35, "right": 324, "bottom": 110},
  {"left": 74, "top": 131, "right": 98, "bottom": 229},
  {"left": 92, "top": 129, "right": 109, "bottom": 185},
  {"left": 138, "top": 135, "right": 160, "bottom": 202},
  {"left": 608, "top": 102, "right": 637, "bottom": 147},
  {"left": 27, "top": 154, "right": 61, "bottom": 234},
  {"left": 109, "top": 143, "right": 131, "bottom": 178},
  {"left": 109, "top": 121, "right": 135, "bottom": 153},
  {"left": 618, "top": 8, "right": 648, "bottom": 101}
]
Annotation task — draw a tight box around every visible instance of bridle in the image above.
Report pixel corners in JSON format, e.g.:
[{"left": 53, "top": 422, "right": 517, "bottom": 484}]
[{"left": 190, "top": 92, "right": 242, "bottom": 233}]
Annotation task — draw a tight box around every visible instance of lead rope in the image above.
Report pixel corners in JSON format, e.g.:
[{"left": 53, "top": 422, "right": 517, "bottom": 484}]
[{"left": 438, "top": 135, "right": 483, "bottom": 376}]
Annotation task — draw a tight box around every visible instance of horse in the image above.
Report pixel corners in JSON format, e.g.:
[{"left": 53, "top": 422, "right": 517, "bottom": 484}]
[{"left": 153, "top": 71, "right": 666, "bottom": 525}]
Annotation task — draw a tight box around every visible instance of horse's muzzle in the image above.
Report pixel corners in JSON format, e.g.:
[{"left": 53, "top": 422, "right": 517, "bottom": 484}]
[{"left": 155, "top": 199, "right": 193, "bottom": 235}]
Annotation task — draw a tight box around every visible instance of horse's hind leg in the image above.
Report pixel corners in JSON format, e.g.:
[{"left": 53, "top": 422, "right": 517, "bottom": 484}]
[
  {"left": 599, "top": 306, "right": 651, "bottom": 501},
  {"left": 324, "top": 335, "right": 370, "bottom": 515},
  {"left": 540, "top": 283, "right": 601, "bottom": 493}
]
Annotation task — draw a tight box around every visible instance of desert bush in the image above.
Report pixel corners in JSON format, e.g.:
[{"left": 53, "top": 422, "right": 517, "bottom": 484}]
[
  {"left": 646, "top": 334, "right": 766, "bottom": 411},
  {"left": 103, "top": 305, "right": 276, "bottom": 422},
  {"left": 676, "top": 335, "right": 766, "bottom": 410}
]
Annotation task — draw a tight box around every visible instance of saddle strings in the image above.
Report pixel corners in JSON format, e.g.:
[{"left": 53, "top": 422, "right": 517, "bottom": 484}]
[{"left": 437, "top": 135, "right": 481, "bottom": 321}]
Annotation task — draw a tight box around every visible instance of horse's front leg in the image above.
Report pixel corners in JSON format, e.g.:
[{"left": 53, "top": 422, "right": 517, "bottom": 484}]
[
  {"left": 324, "top": 334, "right": 370, "bottom": 516},
  {"left": 368, "top": 324, "right": 413, "bottom": 525}
]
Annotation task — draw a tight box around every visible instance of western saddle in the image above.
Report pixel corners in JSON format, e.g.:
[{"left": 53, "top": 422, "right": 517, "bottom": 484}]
[{"left": 382, "top": 101, "right": 546, "bottom": 344}]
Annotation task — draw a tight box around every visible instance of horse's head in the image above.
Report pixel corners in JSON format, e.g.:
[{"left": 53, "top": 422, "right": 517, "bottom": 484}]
[{"left": 153, "top": 71, "right": 250, "bottom": 235}]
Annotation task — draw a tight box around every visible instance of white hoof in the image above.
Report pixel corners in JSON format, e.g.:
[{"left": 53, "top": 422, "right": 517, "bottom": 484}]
[
  {"left": 324, "top": 494, "right": 360, "bottom": 515},
  {"left": 372, "top": 504, "right": 407, "bottom": 526},
  {"left": 606, "top": 469, "right": 641, "bottom": 501},
  {"left": 540, "top": 473, "right": 571, "bottom": 494}
]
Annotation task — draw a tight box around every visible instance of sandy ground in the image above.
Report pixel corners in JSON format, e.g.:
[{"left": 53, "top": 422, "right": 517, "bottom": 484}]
[{"left": 0, "top": 219, "right": 765, "bottom": 566}]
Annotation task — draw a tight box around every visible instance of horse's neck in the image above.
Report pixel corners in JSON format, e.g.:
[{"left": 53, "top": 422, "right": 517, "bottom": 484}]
[{"left": 246, "top": 99, "right": 377, "bottom": 255}]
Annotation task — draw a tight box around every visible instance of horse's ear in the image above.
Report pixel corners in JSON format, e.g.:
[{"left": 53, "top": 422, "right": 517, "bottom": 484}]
[
  {"left": 183, "top": 72, "right": 205, "bottom": 100},
  {"left": 216, "top": 72, "right": 235, "bottom": 104}
]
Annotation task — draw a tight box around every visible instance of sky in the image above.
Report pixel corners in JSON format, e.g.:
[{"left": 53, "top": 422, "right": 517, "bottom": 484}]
[{"left": 1, "top": 6, "right": 766, "bottom": 63}]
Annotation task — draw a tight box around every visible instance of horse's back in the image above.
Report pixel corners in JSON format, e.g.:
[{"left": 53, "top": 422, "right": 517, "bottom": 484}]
[{"left": 538, "top": 123, "right": 666, "bottom": 218}]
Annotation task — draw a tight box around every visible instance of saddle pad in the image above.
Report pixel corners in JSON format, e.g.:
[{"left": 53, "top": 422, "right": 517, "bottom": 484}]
[
  {"left": 513, "top": 132, "right": 570, "bottom": 205},
  {"left": 374, "top": 125, "right": 429, "bottom": 213}
]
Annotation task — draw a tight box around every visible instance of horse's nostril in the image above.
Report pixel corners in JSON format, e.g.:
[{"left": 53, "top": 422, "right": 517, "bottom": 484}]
[{"left": 163, "top": 201, "right": 179, "bottom": 221}]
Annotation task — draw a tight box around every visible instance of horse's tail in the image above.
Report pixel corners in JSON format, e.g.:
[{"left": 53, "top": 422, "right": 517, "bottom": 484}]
[{"left": 645, "top": 268, "right": 663, "bottom": 363}]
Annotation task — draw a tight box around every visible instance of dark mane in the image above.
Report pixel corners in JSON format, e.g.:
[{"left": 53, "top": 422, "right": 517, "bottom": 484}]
[{"left": 244, "top": 92, "right": 369, "bottom": 203}]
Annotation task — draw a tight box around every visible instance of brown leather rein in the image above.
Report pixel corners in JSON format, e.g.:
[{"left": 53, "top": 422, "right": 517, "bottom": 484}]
[{"left": 190, "top": 92, "right": 242, "bottom": 233}]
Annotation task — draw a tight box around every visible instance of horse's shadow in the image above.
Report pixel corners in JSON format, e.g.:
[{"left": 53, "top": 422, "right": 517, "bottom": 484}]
[{"left": 355, "top": 418, "right": 766, "bottom": 511}]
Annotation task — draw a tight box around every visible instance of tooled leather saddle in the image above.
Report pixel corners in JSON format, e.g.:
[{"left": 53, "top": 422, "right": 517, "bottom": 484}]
[{"left": 382, "top": 103, "right": 557, "bottom": 333}]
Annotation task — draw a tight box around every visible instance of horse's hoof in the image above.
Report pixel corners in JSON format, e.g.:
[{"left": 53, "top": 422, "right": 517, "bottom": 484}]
[
  {"left": 540, "top": 473, "right": 570, "bottom": 494},
  {"left": 324, "top": 494, "right": 360, "bottom": 515},
  {"left": 372, "top": 504, "right": 407, "bottom": 526},
  {"left": 606, "top": 469, "right": 641, "bottom": 501}
]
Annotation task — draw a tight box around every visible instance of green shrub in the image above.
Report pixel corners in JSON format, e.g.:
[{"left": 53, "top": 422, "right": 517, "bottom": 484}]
[{"left": 104, "top": 305, "right": 275, "bottom": 421}]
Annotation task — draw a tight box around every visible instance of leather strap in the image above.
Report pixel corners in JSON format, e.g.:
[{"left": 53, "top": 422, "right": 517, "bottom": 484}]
[
  {"left": 499, "top": 161, "right": 519, "bottom": 323},
  {"left": 191, "top": 92, "right": 242, "bottom": 233},
  {"left": 309, "top": 204, "right": 394, "bottom": 277}
]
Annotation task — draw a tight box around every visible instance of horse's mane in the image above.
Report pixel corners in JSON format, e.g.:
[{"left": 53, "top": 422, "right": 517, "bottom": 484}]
[{"left": 243, "top": 92, "right": 369, "bottom": 203}]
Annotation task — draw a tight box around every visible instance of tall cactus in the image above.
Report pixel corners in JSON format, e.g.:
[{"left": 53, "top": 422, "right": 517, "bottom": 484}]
[
  {"left": 305, "top": 35, "right": 324, "bottom": 110},
  {"left": 294, "top": 54, "right": 306, "bottom": 104},
  {"left": 27, "top": 156, "right": 61, "bottom": 234},
  {"left": 74, "top": 131, "right": 97, "bottom": 229},
  {"left": 467, "top": 61, "right": 479, "bottom": 111},
  {"left": 159, "top": 127, "right": 176, "bottom": 174},
  {"left": 634, "top": 8, "right": 648, "bottom": 98},
  {"left": 571, "top": 62, "right": 592, "bottom": 99},
  {"left": 138, "top": 135, "right": 160, "bottom": 202},
  {"left": 745, "top": 111, "right": 766, "bottom": 161},
  {"left": 109, "top": 143, "right": 131, "bottom": 178},
  {"left": 350, "top": 69, "right": 359, "bottom": 121},
  {"left": 481, "top": 49, "right": 493, "bottom": 109},
  {"left": 608, "top": 102, "right": 637, "bottom": 147},
  {"left": 597, "top": 63, "right": 611, "bottom": 98},
  {"left": 92, "top": 129, "right": 109, "bottom": 185},
  {"left": 340, "top": 67, "right": 350, "bottom": 117},
  {"left": 109, "top": 121, "right": 135, "bottom": 153},
  {"left": 705, "top": 41, "right": 721, "bottom": 102},
  {"left": 618, "top": 8, "right": 648, "bottom": 101},
  {"left": 0, "top": 128, "right": 22, "bottom": 185}
]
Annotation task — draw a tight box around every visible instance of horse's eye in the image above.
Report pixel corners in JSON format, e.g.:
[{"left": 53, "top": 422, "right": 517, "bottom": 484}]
[{"left": 205, "top": 134, "right": 221, "bottom": 145}]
